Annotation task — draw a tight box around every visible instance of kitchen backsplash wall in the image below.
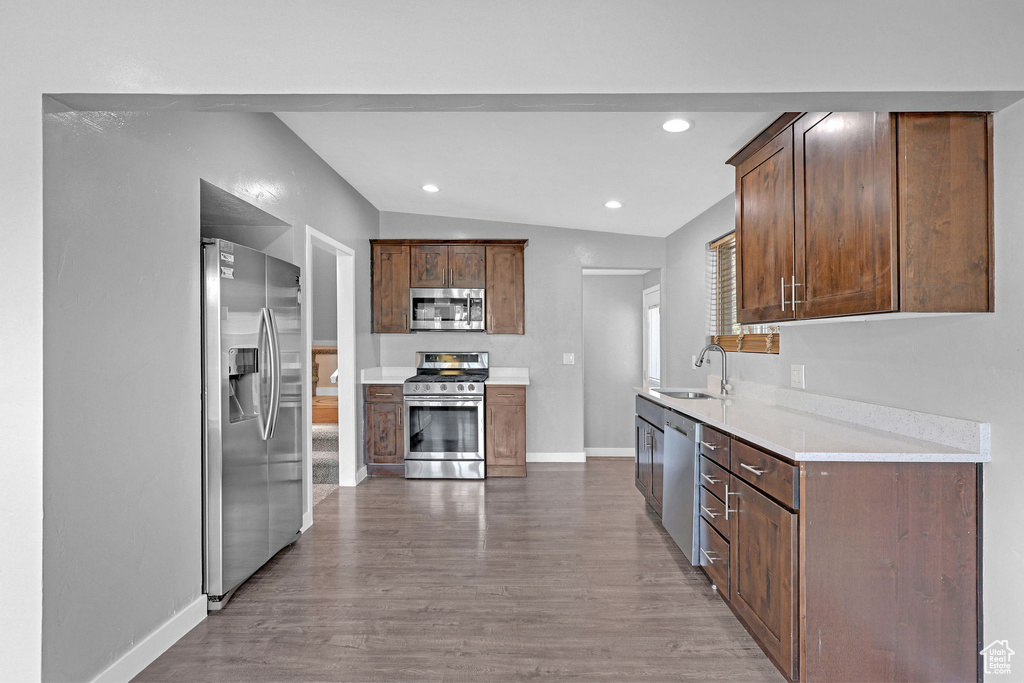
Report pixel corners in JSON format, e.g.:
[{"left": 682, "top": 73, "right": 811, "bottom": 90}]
[{"left": 378, "top": 211, "right": 665, "bottom": 456}]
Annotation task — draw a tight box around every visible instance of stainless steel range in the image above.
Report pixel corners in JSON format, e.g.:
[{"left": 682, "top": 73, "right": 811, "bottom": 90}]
[{"left": 403, "top": 352, "right": 488, "bottom": 479}]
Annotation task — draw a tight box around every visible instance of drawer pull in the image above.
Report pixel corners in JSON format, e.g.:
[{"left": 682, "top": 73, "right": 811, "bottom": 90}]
[
  {"left": 375, "top": 393, "right": 393, "bottom": 397},
  {"left": 700, "top": 473, "right": 720, "bottom": 485},
  {"left": 700, "top": 505, "right": 720, "bottom": 519},
  {"left": 497, "top": 393, "right": 516, "bottom": 397},
  {"left": 700, "top": 548, "right": 719, "bottom": 564},
  {"left": 699, "top": 441, "right": 720, "bottom": 451},
  {"left": 740, "top": 462, "right": 765, "bottom": 476}
]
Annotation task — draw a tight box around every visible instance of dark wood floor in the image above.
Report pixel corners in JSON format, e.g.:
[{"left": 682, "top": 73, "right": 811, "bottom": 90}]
[{"left": 136, "top": 461, "right": 783, "bottom": 682}]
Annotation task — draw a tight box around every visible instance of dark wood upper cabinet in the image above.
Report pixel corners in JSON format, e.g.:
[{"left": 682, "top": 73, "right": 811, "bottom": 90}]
[
  {"left": 409, "top": 244, "right": 486, "bottom": 288},
  {"left": 898, "top": 113, "right": 993, "bottom": 312},
  {"left": 449, "top": 244, "right": 486, "bottom": 287},
  {"left": 795, "top": 112, "right": 898, "bottom": 318},
  {"left": 486, "top": 244, "right": 525, "bottom": 334},
  {"left": 371, "top": 244, "right": 410, "bottom": 333},
  {"left": 371, "top": 239, "right": 525, "bottom": 334},
  {"left": 730, "top": 111, "right": 993, "bottom": 324},
  {"left": 409, "top": 245, "right": 447, "bottom": 287},
  {"left": 729, "top": 475, "right": 799, "bottom": 681},
  {"left": 736, "top": 127, "right": 796, "bottom": 323}
]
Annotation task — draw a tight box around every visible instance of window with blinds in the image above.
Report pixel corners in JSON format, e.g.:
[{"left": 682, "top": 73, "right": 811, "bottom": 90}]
[{"left": 707, "top": 233, "right": 779, "bottom": 354}]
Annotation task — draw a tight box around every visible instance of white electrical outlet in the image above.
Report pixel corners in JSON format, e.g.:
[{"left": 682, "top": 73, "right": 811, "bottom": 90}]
[
  {"left": 563, "top": 353, "right": 575, "bottom": 365},
  {"left": 790, "top": 364, "right": 805, "bottom": 389}
]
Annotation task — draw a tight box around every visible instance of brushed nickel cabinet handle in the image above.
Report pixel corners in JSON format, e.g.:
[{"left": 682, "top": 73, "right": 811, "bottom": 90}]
[
  {"left": 497, "top": 393, "right": 515, "bottom": 397},
  {"left": 791, "top": 275, "right": 803, "bottom": 305},
  {"left": 740, "top": 462, "right": 765, "bottom": 476},
  {"left": 700, "top": 548, "right": 719, "bottom": 564},
  {"left": 700, "top": 473, "right": 720, "bottom": 485},
  {"left": 700, "top": 505, "right": 720, "bottom": 519},
  {"left": 450, "top": 267, "right": 454, "bottom": 284},
  {"left": 375, "top": 393, "right": 393, "bottom": 397},
  {"left": 725, "top": 484, "right": 738, "bottom": 520},
  {"left": 781, "top": 276, "right": 787, "bottom": 311},
  {"left": 699, "top": 441, "right": 719, "bottom": 451}
]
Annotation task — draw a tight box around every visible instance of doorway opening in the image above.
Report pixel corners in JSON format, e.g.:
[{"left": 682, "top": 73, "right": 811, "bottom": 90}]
[{"left": 302, "top": 226, "right": 358, "bottom": 531}]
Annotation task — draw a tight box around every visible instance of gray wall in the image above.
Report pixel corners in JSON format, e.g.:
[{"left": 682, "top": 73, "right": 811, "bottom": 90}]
[
  {"left": 664, "top": 102, "right": 1024, "bottom": 653},
  {"left": 311, "top": 245, "right": 339, "bottom": 343},
  {"left": 583, "top": 275, "right": 643, "bottom": 449},
  {"left": 42, "top": 110, "right": 379, "bottom": 682},
  {"left": 378, "top": 211, "right": 665, "bottom": 455}
]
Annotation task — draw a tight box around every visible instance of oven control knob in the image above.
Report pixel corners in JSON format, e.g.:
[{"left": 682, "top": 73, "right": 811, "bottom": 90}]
[
  {"left": 440, "top": 383, "right": 448, "bottom": 392},
  {"left": 457, "top": 384, "right": 464, "bottom": 392},
  {"left": 468, "top": 384, "right": 476, "bottom": 391}
]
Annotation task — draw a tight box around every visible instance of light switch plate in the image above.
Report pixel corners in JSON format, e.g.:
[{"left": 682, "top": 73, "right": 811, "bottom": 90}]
[
  {"left": 790, "top": 364, "right": 805, "bottom": 389},
  {"left": 563, "top": 353, "right": 575, "bottom": 365}
]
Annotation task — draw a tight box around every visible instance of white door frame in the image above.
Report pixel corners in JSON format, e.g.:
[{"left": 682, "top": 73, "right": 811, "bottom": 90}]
[{"left": 302, "top": 226, "right": 359, "bottom": 532}]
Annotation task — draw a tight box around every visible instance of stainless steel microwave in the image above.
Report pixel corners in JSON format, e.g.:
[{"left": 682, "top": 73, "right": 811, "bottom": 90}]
[{"left": 409, "top": 288, "right": 485, "bottom": 331}]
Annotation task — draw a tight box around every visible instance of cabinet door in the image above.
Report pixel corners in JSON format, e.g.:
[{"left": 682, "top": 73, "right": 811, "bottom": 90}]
[
  {"left": 486, "top": 403, "right": 526, "bottom": 470},
  {"left": 649, "top": 426, "right": 664, "bottom": 517},
  {"left": 736, "top": 127, "right": 796, "bottom": 323},
  {"left": 795, "top": 112, "right": 897, "bottom": 318},
  {"left": 365, "top": 402, "right": 404, "bottom": 464},
  {"left": 372, "top": 244, "right": 410, "bottom": 333},
  {"left": 449, "top": 244, "right": 486, "bottom": 288},
  {"left": 634, "top": 416, "right": 651, "bottom": 498},
  {"left": 410, "top": 245, "right": 447, "bottom": 287},
  {"left": 485, "top": 245, "right": 525, "bottom": 334},
  {"left": 729, "top": 476, "right": 798, "bottom": 680}
]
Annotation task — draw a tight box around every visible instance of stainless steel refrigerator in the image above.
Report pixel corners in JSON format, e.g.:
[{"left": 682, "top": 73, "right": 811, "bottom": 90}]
[{"left": 201, "top": 238, "right": 303, "bottom": 610}]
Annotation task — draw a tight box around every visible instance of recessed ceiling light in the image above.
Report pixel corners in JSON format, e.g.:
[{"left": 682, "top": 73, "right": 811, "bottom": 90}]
[
  {"left": 605, "top": 200, "right": 622, "bottom": 209},
  {"left": 662, "top": 118, "right": 693, "bottom": 133},
  {"left": 422, "top": 184, "right": 440, "bottom": 193}
]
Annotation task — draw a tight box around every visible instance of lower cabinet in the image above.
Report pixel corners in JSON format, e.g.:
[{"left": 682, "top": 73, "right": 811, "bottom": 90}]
[
  {"left": 485, "top": 385, "right": 527, "bottom": 477},
  {"left": 634, "top": 396, "right": 664, "bottom": 517},
  {"left": 694, "top": 433, "right": 980, "bottom": 683},
  {"left": 363, "top": 384, "right": 405, "bottom": 476},
  {"left": 728, "top": 475, "right": 798, "bottom": 679}
]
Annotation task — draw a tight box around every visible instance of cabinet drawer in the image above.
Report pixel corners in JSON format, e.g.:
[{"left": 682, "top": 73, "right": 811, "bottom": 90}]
[
  {"left": 699, "top": 425, "right": 730, "bottom": 468},
  {"left": 486, "top": 385, "right": 526, "bottom": 405},
  {"left": 699, "top": 455, "right": 730, "bottom": 502},
  {"left": 364, "top": 384, "right": 403, "bottom": 403},
  {"left": 731, "top": 439, "right": 799, "bottom": 509},
  {"left": 635, "top": 395, "right": 664, "bottom": 427},
  {"left": 699, "top": 517, "right": 730, "bottom": 598},
  {"left": 699, "top": 485, "right": 730, "bottom": 540}
]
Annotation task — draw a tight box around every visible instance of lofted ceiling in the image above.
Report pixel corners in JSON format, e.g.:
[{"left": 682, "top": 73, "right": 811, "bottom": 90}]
[{"left": 277, "top": 112, "right": 778, "bottom": 238}]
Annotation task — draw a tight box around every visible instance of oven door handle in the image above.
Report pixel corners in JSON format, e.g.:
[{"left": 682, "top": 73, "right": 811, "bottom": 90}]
[{"left": 405, "top": 397, "right": 483, "bottom": 408}]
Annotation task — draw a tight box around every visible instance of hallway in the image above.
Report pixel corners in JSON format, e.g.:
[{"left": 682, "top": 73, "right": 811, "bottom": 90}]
[{"left": 136, "top": 461, "right": 782, "bottom": 681}]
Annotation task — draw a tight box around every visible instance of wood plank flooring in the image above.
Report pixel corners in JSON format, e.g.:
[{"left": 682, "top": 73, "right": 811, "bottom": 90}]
[{"left": 136, "top": 461, "right": 783, "bottom": 682}]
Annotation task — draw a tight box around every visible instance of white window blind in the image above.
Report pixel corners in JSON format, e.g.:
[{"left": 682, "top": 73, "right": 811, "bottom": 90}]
[{"left": 707, "top": 233, "right": 779, "bottom": 354}]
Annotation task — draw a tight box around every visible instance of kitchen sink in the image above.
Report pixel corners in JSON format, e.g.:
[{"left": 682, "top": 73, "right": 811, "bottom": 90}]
[{"left": 653, "top": 389, "right": 716, "bottom": 400}]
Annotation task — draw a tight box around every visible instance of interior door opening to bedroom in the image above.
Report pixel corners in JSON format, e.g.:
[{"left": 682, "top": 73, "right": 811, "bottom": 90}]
[{"left": 303, "top": 226, "right": 358, "bottom": 531}]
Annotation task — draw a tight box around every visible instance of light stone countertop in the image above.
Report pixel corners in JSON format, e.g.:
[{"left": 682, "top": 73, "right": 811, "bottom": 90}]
[
  {"left": 360, "top": 366, "right": 530, "bottom": 386},
  {"left": 636, "top": 386, "right": 989, "bottom": 463}
]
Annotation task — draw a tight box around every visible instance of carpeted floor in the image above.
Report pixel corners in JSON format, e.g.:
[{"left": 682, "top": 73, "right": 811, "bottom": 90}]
[{"left": 312, "top": 423, "right": 339, "bottom": 506}]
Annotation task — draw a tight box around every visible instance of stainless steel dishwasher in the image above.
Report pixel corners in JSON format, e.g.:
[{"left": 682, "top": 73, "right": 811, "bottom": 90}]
[{"left": 662, "top": 411, "right": 700, "bottom": 564}]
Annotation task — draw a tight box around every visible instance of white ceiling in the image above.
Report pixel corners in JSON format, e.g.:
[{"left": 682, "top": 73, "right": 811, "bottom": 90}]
[{"left": 277, "top": 112, "right": 778, "bottom": 238}]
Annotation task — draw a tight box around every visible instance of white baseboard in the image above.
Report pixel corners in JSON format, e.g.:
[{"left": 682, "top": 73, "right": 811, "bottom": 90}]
[
  {"left": 584, "top": 448, "right": 633, "bottom": 458},
  {"left": 354, "top": 466, "right": 367, "bottom": 484},
  {"left": 301, "top": 510, "right": 313, "bottom": 532},
  {"left": 526, "top": 452, "right": 586, "bottom": 463},
  {"left": 92, "top": 595, "right": 206, "bottom": 683}
]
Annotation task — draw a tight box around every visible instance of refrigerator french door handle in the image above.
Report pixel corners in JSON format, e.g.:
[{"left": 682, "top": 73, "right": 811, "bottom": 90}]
[
  {"left": 266, "top": 308, "right": 282, "bottom": 439},
  {"left": 262, "top": 307, "right": 278, "bottom": 440}
]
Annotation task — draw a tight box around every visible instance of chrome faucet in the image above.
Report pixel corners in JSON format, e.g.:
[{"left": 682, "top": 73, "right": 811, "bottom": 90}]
[{"left": 695, "top": 343, "right": 730, "bottom": 395}]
